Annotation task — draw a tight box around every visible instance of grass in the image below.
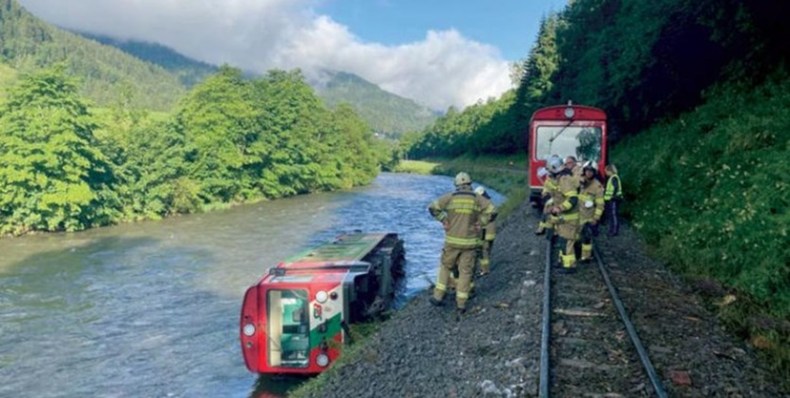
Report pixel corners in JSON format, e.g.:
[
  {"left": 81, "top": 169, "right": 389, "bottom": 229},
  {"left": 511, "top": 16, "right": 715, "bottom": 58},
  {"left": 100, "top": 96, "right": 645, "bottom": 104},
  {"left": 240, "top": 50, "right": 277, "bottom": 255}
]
[
  {"left": 392, "top": 159, "right": 440, "bottom": 174},
  {"left": 430, "top": 153, "right": 529, "bottom": 219},
  {"left": 393, "top": 155, "right": 529, "bottom": 219}
]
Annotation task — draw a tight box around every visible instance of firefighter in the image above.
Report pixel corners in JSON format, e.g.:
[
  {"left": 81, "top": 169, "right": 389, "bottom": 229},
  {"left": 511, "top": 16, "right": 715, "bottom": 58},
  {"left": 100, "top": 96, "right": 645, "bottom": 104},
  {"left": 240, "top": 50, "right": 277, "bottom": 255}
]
[
  {"left": 578, "top": 163, "right": 604, "bottom": 262},
  {"left": 428, "top": 172, "right": 496, "bottom": 314},
  {"left": 549, "top": 161, "right": 581, "bottom": 273},
  {"left": 604, "top": 164, "right": 623, "bottom": 236},
  {"left": 535, "top": 155, "right": 563, "bottom": 235},
  {"left": 474, "top": 186, "right": 497, "bottom": 277}
]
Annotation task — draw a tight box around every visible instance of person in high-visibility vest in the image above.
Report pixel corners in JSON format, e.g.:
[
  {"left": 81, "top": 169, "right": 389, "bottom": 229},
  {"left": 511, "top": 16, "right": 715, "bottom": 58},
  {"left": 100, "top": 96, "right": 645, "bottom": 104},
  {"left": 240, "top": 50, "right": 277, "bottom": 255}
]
[
  {"left": 578, "top": 163, "right": 604, "bottom": 262},
  {"left": 474, "top": 186, "right": 497, "bottom": 277},
  {"left": 428, "top": 172, "right": 496, "bottom": 314},
  {"left": 604, "top": 164, "right": 623, "bottom": 237}
]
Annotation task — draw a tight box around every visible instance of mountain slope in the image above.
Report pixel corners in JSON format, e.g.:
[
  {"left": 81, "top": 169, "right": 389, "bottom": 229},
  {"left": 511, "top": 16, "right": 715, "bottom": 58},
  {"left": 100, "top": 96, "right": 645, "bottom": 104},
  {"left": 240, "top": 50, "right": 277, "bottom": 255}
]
[
  {"left": 0, "top": 0, "right": 185, "bottom": 110},
  {"left": 77, "top": 32, "right": 218, "bottom": 87},
  {"left": 312, "top": 70, "right": 438, "bottom": 137},
  {"left": 72, "top": 32, "right": 439, "bottom": 137}
]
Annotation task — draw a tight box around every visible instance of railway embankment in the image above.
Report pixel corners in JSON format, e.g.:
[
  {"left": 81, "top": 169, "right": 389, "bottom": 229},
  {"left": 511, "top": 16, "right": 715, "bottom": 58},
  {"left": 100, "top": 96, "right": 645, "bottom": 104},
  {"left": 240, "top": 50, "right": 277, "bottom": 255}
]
[{"left": 292, "top": 199, "right": 785, "bottom": 397}]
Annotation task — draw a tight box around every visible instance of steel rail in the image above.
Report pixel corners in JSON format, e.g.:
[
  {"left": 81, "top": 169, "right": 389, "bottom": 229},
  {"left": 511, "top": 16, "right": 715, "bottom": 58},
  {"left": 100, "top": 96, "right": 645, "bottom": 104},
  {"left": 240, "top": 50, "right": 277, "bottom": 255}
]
[
  {"left": 538, "top": 239, "right": 552, "bottom": 398},
  {"left": 593, "top": 245, "right": 669, "bottom": 398}
]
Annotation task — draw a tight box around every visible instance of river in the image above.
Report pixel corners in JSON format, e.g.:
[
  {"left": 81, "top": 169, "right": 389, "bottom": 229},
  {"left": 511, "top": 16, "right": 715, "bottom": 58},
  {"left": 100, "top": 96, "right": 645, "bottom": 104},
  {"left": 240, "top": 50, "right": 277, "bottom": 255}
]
[{"left": 0, "top": 173, "right": 503, "bottom": 398}]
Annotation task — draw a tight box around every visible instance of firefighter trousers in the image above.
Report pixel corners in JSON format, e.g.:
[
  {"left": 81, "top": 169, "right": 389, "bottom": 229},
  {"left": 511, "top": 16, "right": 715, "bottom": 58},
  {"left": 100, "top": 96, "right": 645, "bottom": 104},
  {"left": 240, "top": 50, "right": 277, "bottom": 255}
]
[{"left": 433, "top": 246, "right": 477, "bottom": 310}]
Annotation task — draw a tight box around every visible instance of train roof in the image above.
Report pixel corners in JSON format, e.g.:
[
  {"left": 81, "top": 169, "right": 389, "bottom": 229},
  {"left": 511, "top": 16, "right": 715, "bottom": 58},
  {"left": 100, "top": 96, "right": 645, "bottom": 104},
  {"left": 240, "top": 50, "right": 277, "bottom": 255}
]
[
  {"left": 281, "top": 232, "right": 391, "bottom": 266},
  {"left": 530, "top": 104, "right": 606, "bottom": 121},
  {"left": 254, "top": 232, "right": 392, "bottom": 285}
]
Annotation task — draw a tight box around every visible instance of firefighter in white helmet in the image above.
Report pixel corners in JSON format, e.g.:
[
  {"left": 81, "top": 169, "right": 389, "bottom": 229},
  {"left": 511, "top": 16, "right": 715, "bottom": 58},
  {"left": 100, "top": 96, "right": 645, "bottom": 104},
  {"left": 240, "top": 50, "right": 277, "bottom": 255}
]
[
  {"left": 474, "top": 186, "right": 497, "bottom": 277},
  {"left": 428, "top": 172, "right": 496, "bottom": 314},
  {"left": 535, "top": 155, "right": 563, "bottom": 236}
]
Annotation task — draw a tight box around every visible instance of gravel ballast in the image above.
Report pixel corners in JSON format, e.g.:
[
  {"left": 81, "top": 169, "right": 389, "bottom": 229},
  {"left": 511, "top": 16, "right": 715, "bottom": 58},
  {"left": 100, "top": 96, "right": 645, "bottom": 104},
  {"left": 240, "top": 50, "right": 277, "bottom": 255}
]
[{"left": 298, "top": 201, "right": 785, "bottom": 397}]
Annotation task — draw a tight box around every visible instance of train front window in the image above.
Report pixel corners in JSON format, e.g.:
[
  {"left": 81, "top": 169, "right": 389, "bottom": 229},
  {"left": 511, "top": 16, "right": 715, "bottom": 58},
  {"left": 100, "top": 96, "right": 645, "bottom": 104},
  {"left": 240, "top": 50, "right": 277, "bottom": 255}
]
[
  {"left": 535, "top": 125, "right": 602, "bottom": 163},
  {"left": 266, "top": 289, "right": 310, "bottom": 368}
]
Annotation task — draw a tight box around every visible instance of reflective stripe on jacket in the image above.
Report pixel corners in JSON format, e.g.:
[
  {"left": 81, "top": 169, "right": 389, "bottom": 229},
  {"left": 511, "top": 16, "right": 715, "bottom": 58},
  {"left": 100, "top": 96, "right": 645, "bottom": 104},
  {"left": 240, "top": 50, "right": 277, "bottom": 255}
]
[
  {"left": 579, "top": 179, "right": 604, "bottom": 222},
  {"left": 555, "top": 170, "right": 579, "bottom": 216},
  {"left": 429, "top": 186, "right": 496, "bottom": 249}
]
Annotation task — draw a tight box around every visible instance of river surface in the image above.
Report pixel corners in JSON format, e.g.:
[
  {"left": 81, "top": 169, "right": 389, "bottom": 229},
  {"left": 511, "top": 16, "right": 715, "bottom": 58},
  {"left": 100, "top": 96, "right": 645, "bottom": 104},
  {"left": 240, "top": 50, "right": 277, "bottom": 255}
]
[{"left": 0, "top": 173, "right": 503, "bottom": 398}]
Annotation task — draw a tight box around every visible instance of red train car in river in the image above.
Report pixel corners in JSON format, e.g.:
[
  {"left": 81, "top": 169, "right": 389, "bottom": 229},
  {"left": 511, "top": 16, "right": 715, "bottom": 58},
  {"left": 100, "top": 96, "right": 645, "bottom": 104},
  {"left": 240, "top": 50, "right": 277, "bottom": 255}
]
[
  {"left": 240, "top": 232, "right": 404, "bottom": 375},
  {"left": 527, "top": 102, "right": 608, "bottom": 206}
]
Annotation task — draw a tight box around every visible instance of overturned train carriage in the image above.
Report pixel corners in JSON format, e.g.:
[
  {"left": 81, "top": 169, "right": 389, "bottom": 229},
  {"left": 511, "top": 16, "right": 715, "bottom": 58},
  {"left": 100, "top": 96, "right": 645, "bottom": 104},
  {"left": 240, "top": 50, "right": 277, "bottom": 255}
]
[{"left": 240, "top": 232, "right": 405, "bottom": 374}]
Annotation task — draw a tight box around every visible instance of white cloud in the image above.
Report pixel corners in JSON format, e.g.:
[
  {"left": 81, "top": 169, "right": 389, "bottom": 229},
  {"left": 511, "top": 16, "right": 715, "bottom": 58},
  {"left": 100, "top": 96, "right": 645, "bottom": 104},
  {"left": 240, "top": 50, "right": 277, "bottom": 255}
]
[{"left": 17, "top": 0, "right": 513, "bottom": 110}]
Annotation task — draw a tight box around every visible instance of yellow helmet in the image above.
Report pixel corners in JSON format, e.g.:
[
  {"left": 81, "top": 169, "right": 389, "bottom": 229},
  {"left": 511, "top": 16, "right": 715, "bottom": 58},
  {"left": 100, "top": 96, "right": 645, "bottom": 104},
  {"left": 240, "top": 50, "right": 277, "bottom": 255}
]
[{"left": 454, "top": 172, "right": 472, "bottom": 186}]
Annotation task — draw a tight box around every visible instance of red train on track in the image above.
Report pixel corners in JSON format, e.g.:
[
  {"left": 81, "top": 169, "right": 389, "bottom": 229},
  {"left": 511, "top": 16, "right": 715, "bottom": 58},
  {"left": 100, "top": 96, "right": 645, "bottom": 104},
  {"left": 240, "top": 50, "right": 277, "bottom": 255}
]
[
  {"left": 240, "top": 232, "right": 405, "bottom": 375},
  {"left": 527, "top": 102, "right": 608, "bottom": 207}
]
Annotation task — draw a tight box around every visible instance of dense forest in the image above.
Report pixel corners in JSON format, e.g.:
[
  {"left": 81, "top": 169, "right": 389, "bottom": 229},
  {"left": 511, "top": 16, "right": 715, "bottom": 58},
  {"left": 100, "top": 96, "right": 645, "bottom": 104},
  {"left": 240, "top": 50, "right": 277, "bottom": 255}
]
[
  {"left": 405, "top": 0, "right": 789, "bottom": 373},
  {"left": 0, "top": 64, "right": 385, "bottom": 235}
]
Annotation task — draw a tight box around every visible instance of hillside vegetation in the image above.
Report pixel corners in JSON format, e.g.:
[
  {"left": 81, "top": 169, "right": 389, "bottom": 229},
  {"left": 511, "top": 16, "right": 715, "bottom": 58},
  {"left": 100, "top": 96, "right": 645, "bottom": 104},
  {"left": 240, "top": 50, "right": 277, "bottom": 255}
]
[
  {"left": 75, "top": 33, "right": 438, "bottom": 137},
  {"left": 0, "top": 63, "right": 386, "bottom": 234},
  {"left": 404, "top": 0, "right": 788, "bottom": 375},
  {"left": 0, "top": 0, "right": 185, "bottom": 110},
  {"left": 77, "top": 32, "right": 218, "bottom": 88},
  {"left": 313, "top": 70, "right": 438, "bottom": 137}
]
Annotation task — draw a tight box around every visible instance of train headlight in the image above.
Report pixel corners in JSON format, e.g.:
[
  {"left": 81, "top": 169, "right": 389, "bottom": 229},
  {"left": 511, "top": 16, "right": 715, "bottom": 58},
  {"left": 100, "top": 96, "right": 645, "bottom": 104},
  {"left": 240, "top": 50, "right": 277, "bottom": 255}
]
[
  {"left": 316, "top": 290, "right": 328, "bottom": 303},
  {"left": 564, "top": 107, "right": 575, "bottom": 119},
  {"left": 243, "top": 323, "right": 256, "bottom": 337},
  {"left": 316, "top": 353, "right": 330, "bottom": 367}
]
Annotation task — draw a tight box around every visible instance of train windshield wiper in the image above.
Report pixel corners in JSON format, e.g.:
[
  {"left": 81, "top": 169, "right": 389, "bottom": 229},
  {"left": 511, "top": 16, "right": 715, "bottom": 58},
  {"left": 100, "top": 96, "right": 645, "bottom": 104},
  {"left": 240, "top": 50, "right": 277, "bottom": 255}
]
[
  {"left": 549, "top": 120, "right": 574, "bottom": 143},
  {"left": 547, "top": 120, "right": 574, "bottom": 154}
]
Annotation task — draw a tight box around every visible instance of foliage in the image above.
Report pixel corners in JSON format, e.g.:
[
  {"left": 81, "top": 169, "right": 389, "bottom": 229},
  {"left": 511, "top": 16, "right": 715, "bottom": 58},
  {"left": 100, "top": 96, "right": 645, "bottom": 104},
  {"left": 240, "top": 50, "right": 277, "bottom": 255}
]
[
  {"left": 613, "top": 72, "right": 789, "bottom": 372},
  {"left": 0, "top": 65, "right": 119, "bottom": 234},
  {"left": 406, "top": 92, "right": 519, "bottom": 159},
  {"left": 0, "top": 62, "right": 385, "bottom": 233}
]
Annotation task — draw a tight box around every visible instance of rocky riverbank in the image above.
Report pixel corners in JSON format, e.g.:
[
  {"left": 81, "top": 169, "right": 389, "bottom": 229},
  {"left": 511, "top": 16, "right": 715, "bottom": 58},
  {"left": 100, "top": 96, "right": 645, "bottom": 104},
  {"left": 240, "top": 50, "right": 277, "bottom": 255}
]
[{"left": 295, "top": 200, "right": 785, "bottom": 397}]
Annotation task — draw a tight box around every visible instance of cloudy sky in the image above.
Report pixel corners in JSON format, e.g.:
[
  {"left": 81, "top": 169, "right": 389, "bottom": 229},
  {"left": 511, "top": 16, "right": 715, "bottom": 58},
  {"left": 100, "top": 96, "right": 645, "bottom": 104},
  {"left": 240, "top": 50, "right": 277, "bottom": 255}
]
[{"left": 17, "top": 0, "right": 567, "bottom": 110}]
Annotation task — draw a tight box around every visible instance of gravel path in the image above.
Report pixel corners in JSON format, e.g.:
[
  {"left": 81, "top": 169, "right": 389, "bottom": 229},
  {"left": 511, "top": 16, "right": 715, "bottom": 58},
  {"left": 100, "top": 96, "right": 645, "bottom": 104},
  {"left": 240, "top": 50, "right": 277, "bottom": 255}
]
[{"left": 299, "top": 201, "right": 785, "bottom": 397}]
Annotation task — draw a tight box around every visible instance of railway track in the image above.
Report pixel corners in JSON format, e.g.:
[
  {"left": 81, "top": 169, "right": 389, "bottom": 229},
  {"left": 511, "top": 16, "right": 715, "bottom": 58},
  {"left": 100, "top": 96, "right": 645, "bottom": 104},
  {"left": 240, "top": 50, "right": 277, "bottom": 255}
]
[{"left": 539, "top": 236, "right": 668, "bottom": 397}]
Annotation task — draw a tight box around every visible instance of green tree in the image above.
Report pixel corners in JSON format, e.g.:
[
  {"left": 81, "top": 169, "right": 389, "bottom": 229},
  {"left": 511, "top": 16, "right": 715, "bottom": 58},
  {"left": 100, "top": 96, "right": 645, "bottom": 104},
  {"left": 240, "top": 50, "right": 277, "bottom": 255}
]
[
  {"left": 0, "top": 65, "right": 118, "bottom": 234},
  {"left": 174, "top": 65, "right": 257, "bottom": 202}
]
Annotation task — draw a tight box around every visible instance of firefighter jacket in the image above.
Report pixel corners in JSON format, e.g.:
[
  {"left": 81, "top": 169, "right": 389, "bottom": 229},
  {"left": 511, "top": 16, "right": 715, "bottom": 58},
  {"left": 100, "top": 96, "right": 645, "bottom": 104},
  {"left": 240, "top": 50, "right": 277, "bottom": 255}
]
[
  {"left": 579, "top": 178, "right": 604, "bottom": 223},
  {"left": 553, "top": 169, "right": 580, "bottom": 223},
  {"left": 542, "top": 174, "right": 562, "bottom": 210},
  {"left": 429, "top": 185, "right": 496, "bottom": 249},
  {"left": 541, "top": 175, "right": 558, "bottom": 199},
  {"left": 604, "top": 174, "right": 623, "bottom": 201}
]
